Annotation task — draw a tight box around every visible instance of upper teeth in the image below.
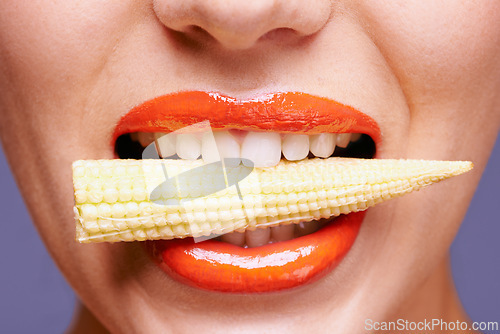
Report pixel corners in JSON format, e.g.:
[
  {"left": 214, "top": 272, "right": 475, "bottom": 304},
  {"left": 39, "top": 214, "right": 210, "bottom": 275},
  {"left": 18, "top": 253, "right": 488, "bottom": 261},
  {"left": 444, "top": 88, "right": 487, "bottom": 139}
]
[
  {"left": 140, "top": 130, "right": 363, "bottom": 167},
  {"left": 241, "top": 132, "right": 281, "bottom": 167},
  {"left": 309, "top": 133, "right": 336, "bottom": 158},
  {"left": 154, "top": 133, "right": 176, "bottom": 158},
  {"left": 202, "top": 131, "right": 240, "bottom": 165},
  {"left": 282, "top": 134, "right": 309, "bottom": 161},
  {"left": 176, "top": 134, "right": 201, "bottom": 160},
  {"left": 336, "top": 133, "right": 352, "bottom": 148}
]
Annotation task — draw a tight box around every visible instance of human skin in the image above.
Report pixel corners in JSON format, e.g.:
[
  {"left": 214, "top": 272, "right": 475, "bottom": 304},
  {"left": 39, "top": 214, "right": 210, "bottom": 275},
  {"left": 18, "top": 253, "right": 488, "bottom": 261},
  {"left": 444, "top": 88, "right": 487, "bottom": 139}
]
[{"left": 0, "top": 0, "right": 499, "bottom": 333}]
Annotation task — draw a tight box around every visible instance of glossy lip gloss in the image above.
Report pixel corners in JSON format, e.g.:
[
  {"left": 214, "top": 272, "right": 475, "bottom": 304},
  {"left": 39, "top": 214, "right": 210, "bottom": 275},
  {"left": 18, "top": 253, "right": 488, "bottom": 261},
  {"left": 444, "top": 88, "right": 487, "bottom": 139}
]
[
  {"left": 147, "top": 212, "right": 364, "bottom": 293},
  {"left": 113, "top": 91, "right": 380, "bottom": 144},
  {"left": 114, "top": 91, "right": 381, "bottom": 293}
]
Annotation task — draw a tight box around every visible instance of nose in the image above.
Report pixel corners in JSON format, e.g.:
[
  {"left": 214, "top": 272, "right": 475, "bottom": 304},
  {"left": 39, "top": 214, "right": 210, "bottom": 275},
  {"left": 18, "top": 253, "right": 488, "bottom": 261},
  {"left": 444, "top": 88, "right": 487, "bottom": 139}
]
[{"left": 153, "top": 0, "right": 332, "bottom": 50}]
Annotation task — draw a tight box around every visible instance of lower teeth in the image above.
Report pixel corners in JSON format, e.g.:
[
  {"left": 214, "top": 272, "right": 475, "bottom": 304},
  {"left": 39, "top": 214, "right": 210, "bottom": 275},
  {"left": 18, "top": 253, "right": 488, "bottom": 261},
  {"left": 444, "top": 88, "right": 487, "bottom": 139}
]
[{"left": 218, "top": 218, "right": 330, "bottom": 248}]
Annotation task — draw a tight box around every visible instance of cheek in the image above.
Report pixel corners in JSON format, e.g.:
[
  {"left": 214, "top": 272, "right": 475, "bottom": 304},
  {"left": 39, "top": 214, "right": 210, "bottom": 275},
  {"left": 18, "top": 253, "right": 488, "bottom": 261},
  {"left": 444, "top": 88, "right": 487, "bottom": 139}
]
[
  {"left": 0, "top": 1, "right": 141, "bottom": 121},
  {"left": 358, "top": 0, "right": 500, "bottom": 102},
  {"left": 0, "top": 1, "right": 143, "bottom": 159},
  {"left": 357, "top": 0, "right": 500, "bottom": 164}
]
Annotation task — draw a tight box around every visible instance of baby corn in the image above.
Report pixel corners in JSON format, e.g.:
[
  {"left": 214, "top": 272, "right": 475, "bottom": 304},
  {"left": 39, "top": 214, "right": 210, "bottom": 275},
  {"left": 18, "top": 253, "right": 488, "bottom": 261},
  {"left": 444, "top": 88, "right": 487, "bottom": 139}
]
[{"left": 73, "top": 158, "right": 472, "bottom": 243}]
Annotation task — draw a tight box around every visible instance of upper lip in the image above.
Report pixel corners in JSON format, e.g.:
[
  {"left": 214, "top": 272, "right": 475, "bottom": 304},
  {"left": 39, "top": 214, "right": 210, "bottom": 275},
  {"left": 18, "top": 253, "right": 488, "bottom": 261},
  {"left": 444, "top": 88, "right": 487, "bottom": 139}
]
[
  {"left": 112, "top": 91, "right": 381, "bottom": 145},
  {"left": 114, "top": 91, "right": 381, "bottom": 293}
]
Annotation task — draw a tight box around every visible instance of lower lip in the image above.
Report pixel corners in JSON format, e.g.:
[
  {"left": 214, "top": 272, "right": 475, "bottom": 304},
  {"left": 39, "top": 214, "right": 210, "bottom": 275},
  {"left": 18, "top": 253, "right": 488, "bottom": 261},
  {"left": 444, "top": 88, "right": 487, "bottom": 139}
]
[{"left": 144, "top": 211, "right": 365, "bottom": 293}]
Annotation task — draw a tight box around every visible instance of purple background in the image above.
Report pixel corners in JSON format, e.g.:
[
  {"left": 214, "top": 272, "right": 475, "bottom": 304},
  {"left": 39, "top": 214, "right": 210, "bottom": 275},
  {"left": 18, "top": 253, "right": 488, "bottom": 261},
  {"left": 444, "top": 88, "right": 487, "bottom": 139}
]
[{"left": 0, "top": 136, "right": 498, "bottom": 333}]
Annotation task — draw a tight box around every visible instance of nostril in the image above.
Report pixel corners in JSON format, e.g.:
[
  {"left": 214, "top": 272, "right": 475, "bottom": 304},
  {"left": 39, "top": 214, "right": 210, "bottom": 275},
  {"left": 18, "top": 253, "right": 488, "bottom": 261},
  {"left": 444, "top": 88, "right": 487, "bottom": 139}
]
[
  {"left": 185, "top": 25, "right": 208, "bottom": 35},
  {"left": 183, "top": 25, "right": 215, "bottom": 43},
  {"left": 153, "top": 0, "right": 332, "bottom": 51},
  {"left": 259, "top": 28, "right": 300, "bottom": 43}
]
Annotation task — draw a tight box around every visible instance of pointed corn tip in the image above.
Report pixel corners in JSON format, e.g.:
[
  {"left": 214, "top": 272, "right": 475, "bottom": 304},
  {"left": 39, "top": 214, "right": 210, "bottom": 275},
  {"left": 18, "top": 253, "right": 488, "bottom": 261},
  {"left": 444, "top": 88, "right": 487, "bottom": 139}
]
[{"left": 435, "top": 160, "right": 473, "bottom": 177}]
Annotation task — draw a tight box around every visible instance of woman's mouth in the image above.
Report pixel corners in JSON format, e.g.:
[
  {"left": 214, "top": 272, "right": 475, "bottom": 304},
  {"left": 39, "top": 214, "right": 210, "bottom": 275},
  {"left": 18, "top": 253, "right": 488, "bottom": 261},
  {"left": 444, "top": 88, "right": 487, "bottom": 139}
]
[
  {"left": 117, "top": 128, "right": 376, "bottom": 248},
  {"left": 73, "top": 91, "right": 471, "bottom": 293},
  {"left": 111, "top": 91, "right": 378, "bottom": 293}
]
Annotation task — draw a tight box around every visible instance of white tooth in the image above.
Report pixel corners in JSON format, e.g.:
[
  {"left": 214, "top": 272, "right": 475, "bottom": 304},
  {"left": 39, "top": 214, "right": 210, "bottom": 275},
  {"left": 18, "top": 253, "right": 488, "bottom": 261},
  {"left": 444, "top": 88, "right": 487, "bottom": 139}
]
[
  {"left": 240, "top": 132, "right": 281, "bottom": 167},
  {"left": 282, "top": 134, "right": 309, "bottom": 161},
  {"left": 201, "top": 132, "right": 220, "bottom": 163},
  {"left": 215, "top": 132, "right": 241, "bottom": 163},
  {"left": 351, "top": 133, "right": 362, "bottom": 142},
  {"left": 309, "top": 133, "right": 336, "bottom": 158},
  {"left": 138, "top": 132, "right": 155, "bottom": 147},
  {"left": 176, "top": 133, "right": 201, "bottom": 160},
  {"left": 202, "top": 131, "right": 240, "bottom": 164},
  {"left": 220, "top": 231, "right": 246, "bottom": 247},
  {"left": 246, "top": 227, "right": 271, "bottom": 248},
  {"left": 154, "top": 133, "right": 176, "bottom": 158},
  {"left": 336, "top": 133, "right": 352, "bottom": 148},
  {"left": 271, "top": 224, "right": 295, "bottom": 242},
  {"left": 295, "top": 220, "right": 320, "bottom": 238}
]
